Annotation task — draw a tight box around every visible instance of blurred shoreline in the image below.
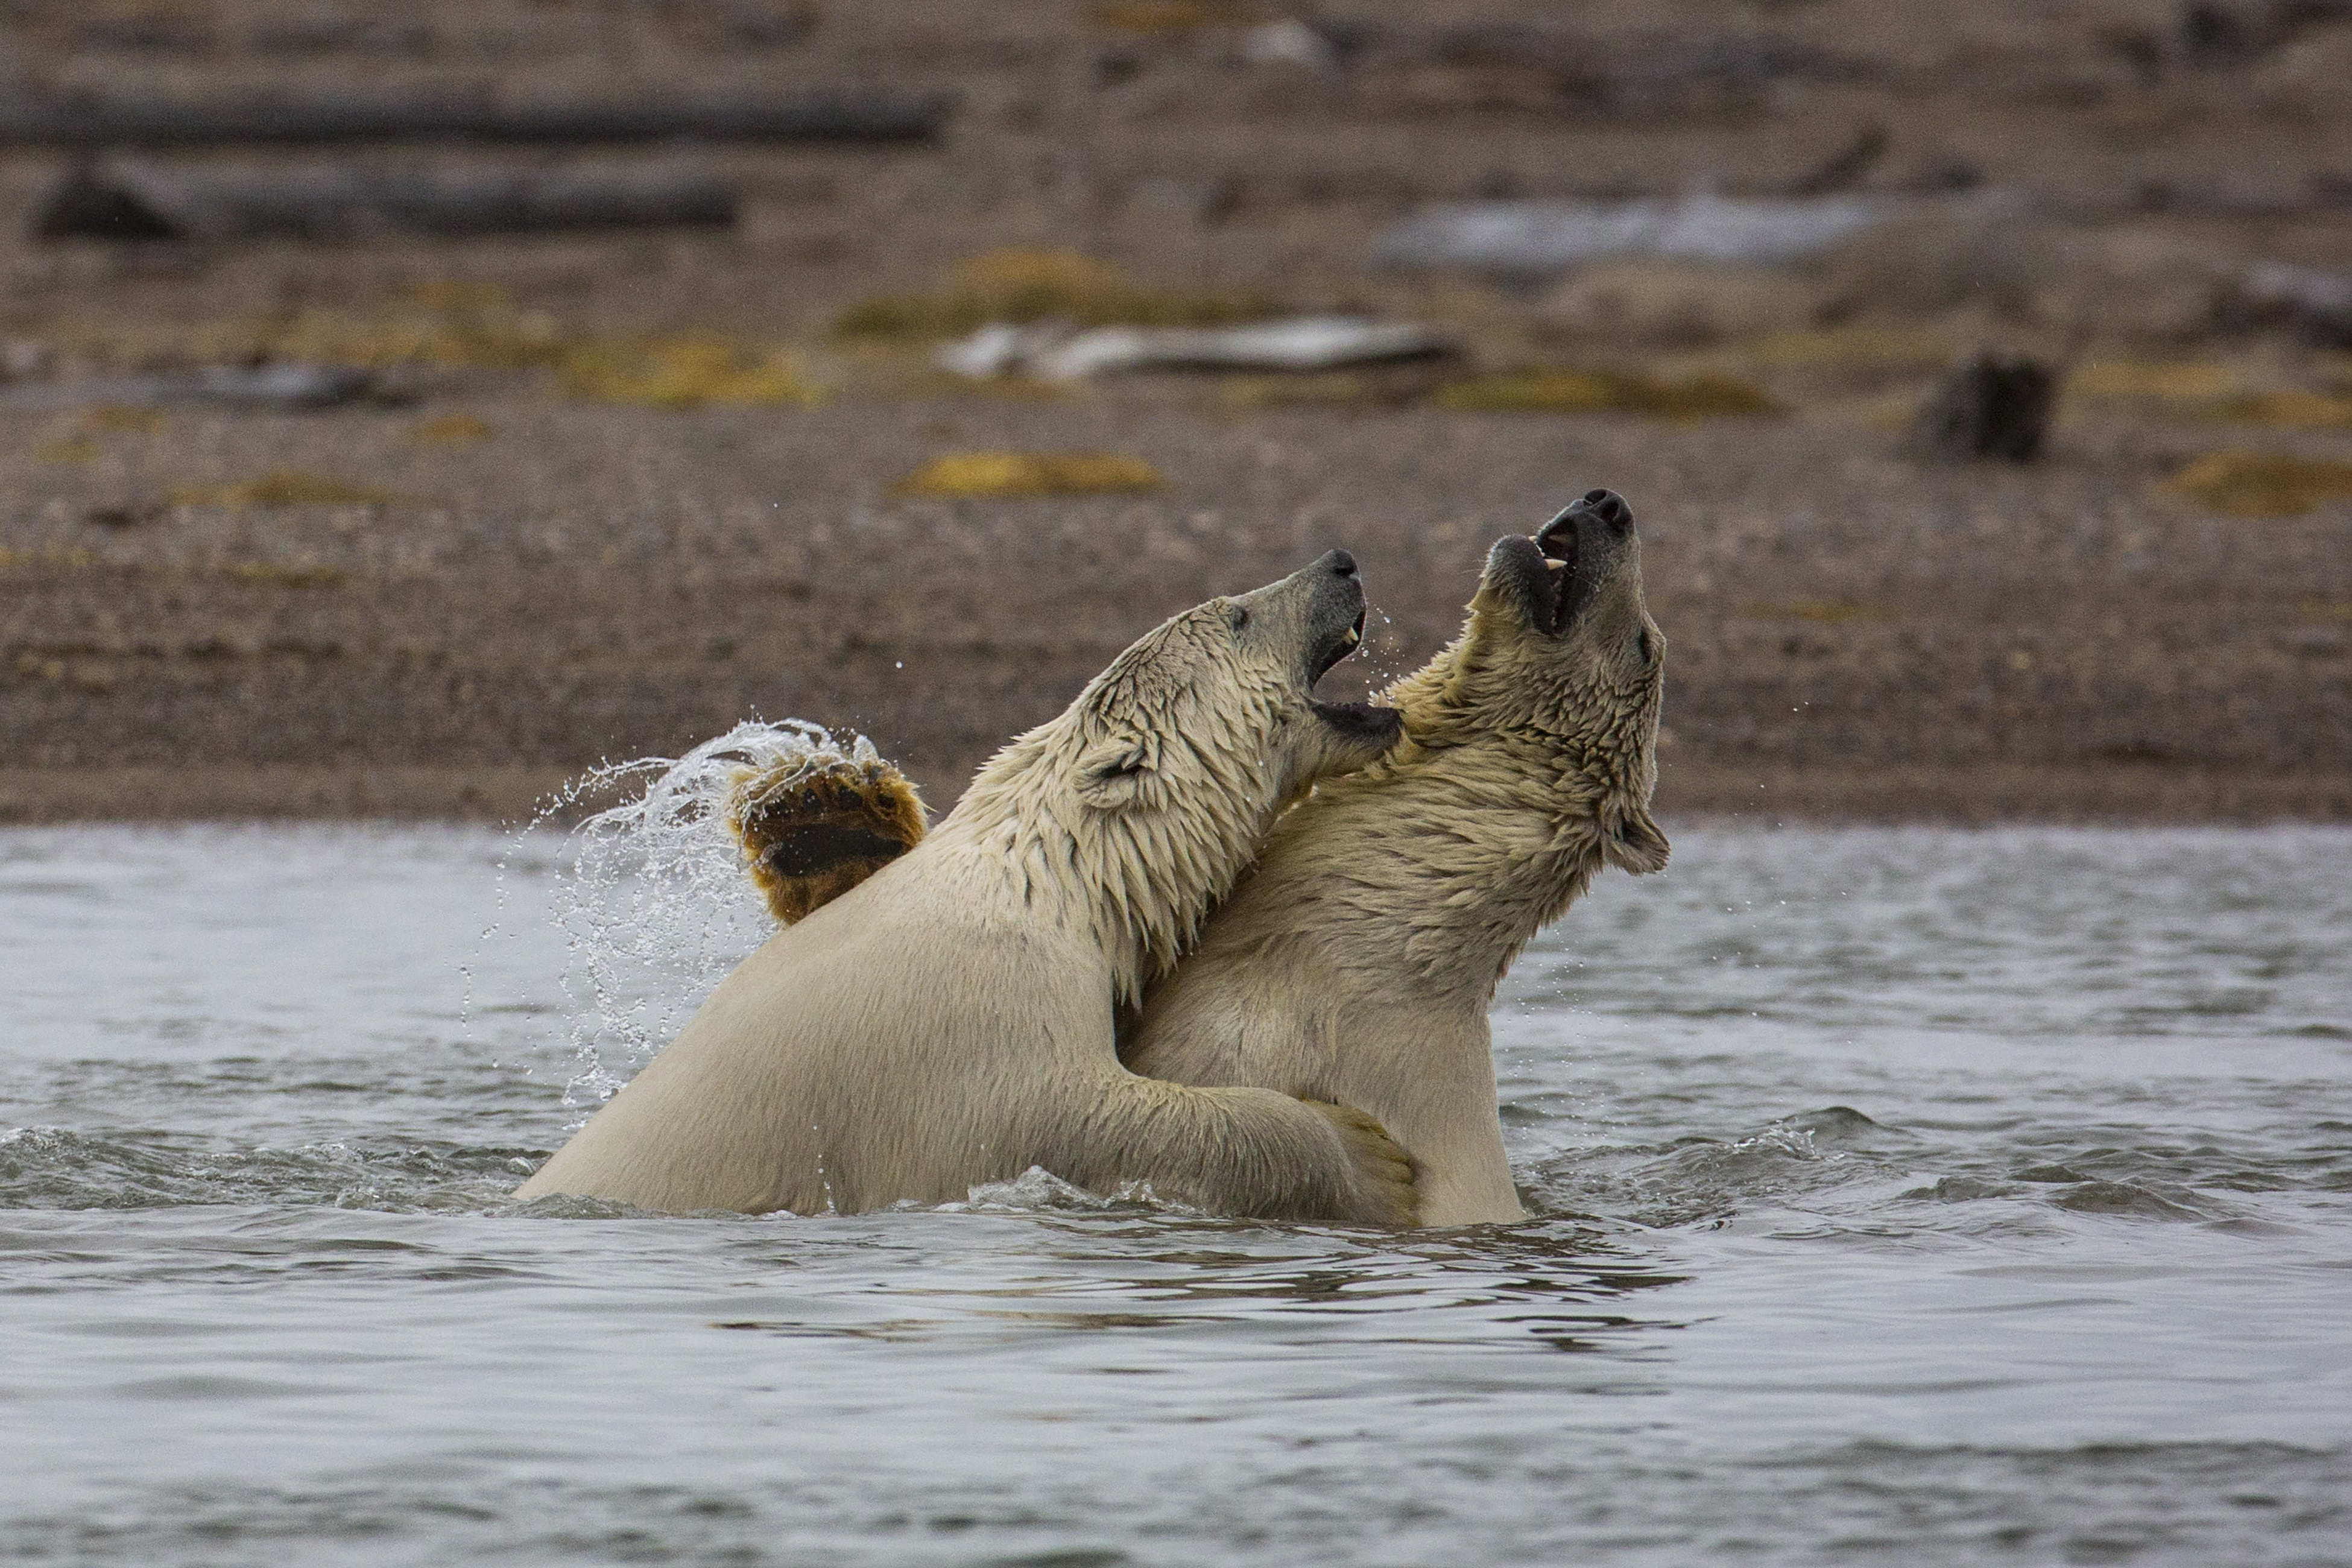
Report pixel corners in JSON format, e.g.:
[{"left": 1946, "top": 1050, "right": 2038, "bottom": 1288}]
[
  {"left": 3, "top": 760, "right": 2345, "bottom": 829},
  {"left": 4, "top": 1, "right": 2348, "bottom": 823}
]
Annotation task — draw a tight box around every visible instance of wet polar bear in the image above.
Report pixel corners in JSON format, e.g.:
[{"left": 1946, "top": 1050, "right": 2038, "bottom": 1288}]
[
  {"left": 1122, "top": 490, "right": 1669, "bottom": 1225},
  {"left": 738, "top": 491, "right": 1668, "bottom": 1228},
  {"left": 516, "top": 550, "right": 1415, "bottom": 1222}
]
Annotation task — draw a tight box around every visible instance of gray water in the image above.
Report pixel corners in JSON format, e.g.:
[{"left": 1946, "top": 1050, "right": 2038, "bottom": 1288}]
[{"left": 3, "top": 823, "right": 2349, "bottom": 1566}]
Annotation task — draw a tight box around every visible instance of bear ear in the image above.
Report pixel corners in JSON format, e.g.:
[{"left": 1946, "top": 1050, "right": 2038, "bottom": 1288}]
[
  {"left": 1075, "top": 732, "right": 1158, "bottom": 809},
  {"left": 1602, "top": 806, "right": 1670, "bottom": 874}
]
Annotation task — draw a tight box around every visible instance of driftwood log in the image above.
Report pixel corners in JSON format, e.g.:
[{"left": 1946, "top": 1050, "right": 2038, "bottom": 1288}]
[
  {"left": 0, "top": 91, "right": 952, "bottom": 150},
  {"left": 35, "top": 160, "right": 739, "bottom": 242}
]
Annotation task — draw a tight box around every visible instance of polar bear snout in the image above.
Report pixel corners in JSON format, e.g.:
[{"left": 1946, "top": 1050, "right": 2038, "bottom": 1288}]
[
  {"left": 1485, "top": 487, "right": 1638, "bottom": 637},
  {"left": 1303, "top": 551, "right": 1370, "bottom": 686},
  {"left": 1237, "top": 548, "right": 1372, "bottom": 691}
]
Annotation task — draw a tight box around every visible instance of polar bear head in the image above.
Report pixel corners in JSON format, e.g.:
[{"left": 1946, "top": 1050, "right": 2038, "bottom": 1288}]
[
  {"left": 1389, "top": 487, "right": 1670, "bottom": 876},
  {"left": 1069, "top": 548, "right": 1402, "bottom": 815},
  {"left": 954, "top": 548, "right": 1404, "bottom": 995}
]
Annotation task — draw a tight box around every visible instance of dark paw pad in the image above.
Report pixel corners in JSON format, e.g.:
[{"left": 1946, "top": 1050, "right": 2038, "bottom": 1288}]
[{"left": 729, "top": 756, "right": 928, "bottom": 925}]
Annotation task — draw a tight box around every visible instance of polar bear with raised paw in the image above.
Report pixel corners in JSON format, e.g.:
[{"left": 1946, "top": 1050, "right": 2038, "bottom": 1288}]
[{"left": 517, "top": 549, "right": 1416, "bottom": 1223}]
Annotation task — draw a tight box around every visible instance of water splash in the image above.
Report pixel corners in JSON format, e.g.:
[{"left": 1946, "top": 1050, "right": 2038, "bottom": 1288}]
[{"left": 508, "top": 720, "right": 887, "bottom": 1110}]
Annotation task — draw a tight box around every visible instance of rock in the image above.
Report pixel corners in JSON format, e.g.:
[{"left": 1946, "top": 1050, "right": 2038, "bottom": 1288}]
[{"left": 1912, "top": 351, "right": 2059, "bottom": 463}]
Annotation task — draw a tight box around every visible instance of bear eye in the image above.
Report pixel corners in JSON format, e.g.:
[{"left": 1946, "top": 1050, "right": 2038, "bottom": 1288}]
[
  {"left": 1637, "top": 628, "right": 1658, "bottom": 666},
  {"left": 1228, "top": 604, "right": 1250, "bottom": 633}
]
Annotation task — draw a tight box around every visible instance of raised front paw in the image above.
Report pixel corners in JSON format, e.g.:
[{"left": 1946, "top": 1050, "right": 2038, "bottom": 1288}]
[{"left": 729, "top": 750, "right": 928, "bottom": 924}]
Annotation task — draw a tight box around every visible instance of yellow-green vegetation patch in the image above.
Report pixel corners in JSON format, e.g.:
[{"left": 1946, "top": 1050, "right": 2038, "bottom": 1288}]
[
  {"left": 2300, "top": 598, "right": 2352, "bottom": 622},
  {"left": 408, "top": 413, "right": 496, "bottom": 446},
  {"left": 2166, "top": 450, "right": 2352, "bottom": 516},
  {"left": 2071, "top": 361, "right": 2242, "bottom": 400},
  {"left": 2071, "top": 362, "right": 2352, "bottom": 427},
  {"left": 1737, "top": 599, "right": 1898, "bottom": 624},
  {"left": 2195, "top": 391, "right": 2352, "bottom": 428},
  {"left": 561, "top": 339, "right": 820, "bottom": 409},
  {"left": 890, "top": 451, "right": 1169, "bottom": 499},
  {"left": 31, "top": 404, "right": 172, "bottom": 464},
  {"left": 79, "top": 405, "right": 168, "bottom": 434},
  {"left": 1437, "top": 368, "right": 1782, "bottom": 420},
  {"left": 836, "top": 248, "right": 1275, "bottom": 341},
  {"left": 1739, "top": 324, "right": 1958, "bottom": 371},
  {"left": 168, "top": 469, "right": 423, "bottom": 510}
]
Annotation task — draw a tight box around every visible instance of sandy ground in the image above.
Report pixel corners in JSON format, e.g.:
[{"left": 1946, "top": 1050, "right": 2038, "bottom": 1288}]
[{"left": 4, "top": 0, "right": 2350, "bottom": 822}]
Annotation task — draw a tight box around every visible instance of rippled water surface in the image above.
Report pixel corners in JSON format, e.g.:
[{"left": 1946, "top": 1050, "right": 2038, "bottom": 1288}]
[{"left": 4, "top": 824, "right": 2349, "bottom": 1566}]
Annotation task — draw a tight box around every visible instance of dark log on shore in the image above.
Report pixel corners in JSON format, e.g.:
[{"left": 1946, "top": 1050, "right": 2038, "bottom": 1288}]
[
  {"left": 0, "top": 365, "right": 388, "bottom": 414},
  {"left": 0, "top": 91, "right": 952, "bottom": 150},
  {"left": 34, "top": 160, "right": 739, "bottom": 242}
]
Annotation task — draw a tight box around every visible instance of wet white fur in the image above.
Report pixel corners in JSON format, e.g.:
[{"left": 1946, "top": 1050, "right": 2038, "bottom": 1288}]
[
  {"left": 516, "top": 566, "right": 1408, "bottom": 1219},
  {"left": 1122, "top": 536, "right": 1668, "bottom": 1227}
]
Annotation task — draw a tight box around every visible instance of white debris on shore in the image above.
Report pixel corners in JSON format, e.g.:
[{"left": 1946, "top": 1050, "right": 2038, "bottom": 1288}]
[
  {"left": 1371, "top": 192, "right": 1891, "bottom": 277},
  {"left": 937, "top": 316, "right": 1456, "bottom": 381}
]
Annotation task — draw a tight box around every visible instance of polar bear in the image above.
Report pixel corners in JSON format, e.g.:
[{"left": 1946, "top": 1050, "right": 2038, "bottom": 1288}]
[
  {"left": 706, "top": 492, "right": 1668, "bottom": 1231},
  {"left": 515, "top": 549, "right": 1415, "bottom": 1222},
  {"left": 1120, "top": 489, "right": 1669, "bottom": 1225}
]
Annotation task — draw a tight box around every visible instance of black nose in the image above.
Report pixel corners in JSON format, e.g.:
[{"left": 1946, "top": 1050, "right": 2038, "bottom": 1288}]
[
  {"left": 1576, "top": 488, "right": 1634, "bottom": 534},
  {"left": 1326, "top": 549, "right": 1357, "bottom": 578}
]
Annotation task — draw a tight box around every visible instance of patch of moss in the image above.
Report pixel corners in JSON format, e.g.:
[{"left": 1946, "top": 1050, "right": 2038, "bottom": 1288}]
[
  {"left": 1740, "top": 325, "right": 1958, "bottom": 371},
  {"left": 2167, "top": 450, "right": 2352, "bottom": 517},
  {"left": 168, "top": 469, "right": 418, "bottom": 510},
  {"left": 890, "top": 451, "right": 1169, "bottom": 499},
  {"left": 408, "top": 413, "right": 497, "bottom": 447},
  {"left": 2071, "top": 362, "right": 2352, "bottom": 427},
  {"left": 2070, "top": 361, "right": 2240, "bottom": 400},
  {"left": 561, "top": 340, "right": 820, "bottom": 409},
  {"left": 2197, "top": 391, "right": 2352, "bottom": 429},
  {"left": 79, "top": 404, "right": 168, "bottom": 434}
]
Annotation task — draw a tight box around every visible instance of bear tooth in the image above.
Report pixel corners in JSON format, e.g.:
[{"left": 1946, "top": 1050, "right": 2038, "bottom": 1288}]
[{"left": 1545, "top": 558, "right": 1567, "bottom": 571}]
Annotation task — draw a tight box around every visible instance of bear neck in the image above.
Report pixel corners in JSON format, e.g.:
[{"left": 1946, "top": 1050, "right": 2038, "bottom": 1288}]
[
  {"left": 1250, "top": 739, "right": 1630, "bottom": 1003},
  {"left": 936, "top": 717, "right": 1278, "bottom": 1005}
]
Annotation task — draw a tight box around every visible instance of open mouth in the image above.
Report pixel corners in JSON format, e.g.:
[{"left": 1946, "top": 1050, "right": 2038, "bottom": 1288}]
[
  {"left": 1529, "top": 510, "right": 1579, "bottom": 635},
  {"left": 1309, "top": 606, "right": 1368, "bottom": 685},
  {"left": 1307, "top": 608, "right": 1402, "bottom": 745},
  {"left": 1514, "top": 487, "right": 1631, "bottom": 635}
]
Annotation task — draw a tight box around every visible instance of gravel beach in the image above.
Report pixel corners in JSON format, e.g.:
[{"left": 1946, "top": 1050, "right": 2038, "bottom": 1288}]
[{"left": 4, "top": 0, "right": 2349, "bottom": 822}]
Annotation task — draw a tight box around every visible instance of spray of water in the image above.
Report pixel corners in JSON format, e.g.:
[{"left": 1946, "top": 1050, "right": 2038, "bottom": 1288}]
[{"left": 501, "top": 719, "right": 887, "bottom": 1110}]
